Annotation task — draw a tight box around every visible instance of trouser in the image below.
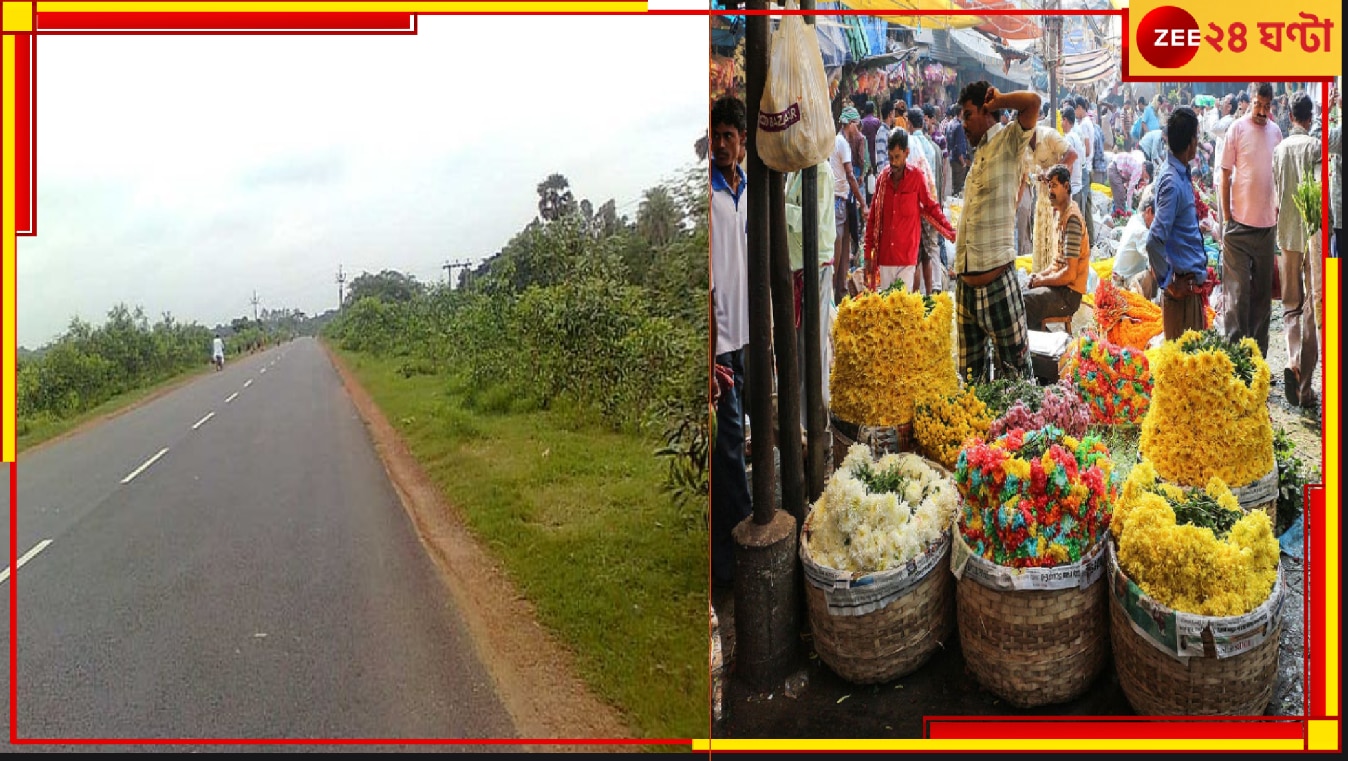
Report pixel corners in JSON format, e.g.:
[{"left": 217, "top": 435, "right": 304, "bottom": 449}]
[
  {"left": 955, "top": 265, "right": 1032, "bottom": 384},
  {"left": 1162, "top": 289, "right": 1207, "bottom": 341},
  {"left": 1220, "top": 221, "right": 1277, "bottom": 358},
  {"left": 1075, "top": 186, "right": 1094, "bottom": 242},
  {"left": 1023, "top": 285, "right": 1083, "bottom": 331},
  {"left": 1015, "top": 185, "right": 1034, "bottom": 257},
  {"left": 951, "top": 160, "right": 969, "bottom": 195},
  {"left": 878, "top": 265, "right": 918, "bottom": 292},
  {"left": 712, "top": 349, "right": 752, "bottom": 585},
  {"left": 834, "top": 197, "right": 850, "bottom": 305},
  {"left": 1281, "top": 244, "right": 1320, "bottom": 403},
  {"left": 1108, "top": 163, "right": 1128, "bottom": 212},
  {"left": 798, "top": 265, "right": 835, "bottom": 430}
]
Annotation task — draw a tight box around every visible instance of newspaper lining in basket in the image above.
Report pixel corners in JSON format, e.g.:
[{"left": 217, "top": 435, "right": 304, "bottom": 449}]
[
  {"left": 801, "top": 529, "right": 950, "bottom": 617},
  {"left": 950, "top": 532, "right": 1106, "bottom": 592},
  {"left": 1230, "top": 466, "right": 1279, "bottom": 511},
  {"left": 1106, "top": 541, "right": 1285, "bottom": 661}
]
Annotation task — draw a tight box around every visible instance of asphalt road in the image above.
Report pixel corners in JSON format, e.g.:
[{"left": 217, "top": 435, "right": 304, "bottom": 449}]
[{"left": 2, "top": 338, "right": 517, "bottom": 749}]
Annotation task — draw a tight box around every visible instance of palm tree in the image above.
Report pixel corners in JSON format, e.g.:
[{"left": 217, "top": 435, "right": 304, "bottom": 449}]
[
  {"left": 536, "top": 173, "right": 576, "bottom": 222},
  {"left": 636, "top": 186, "right": 682, "bottom": 248}
]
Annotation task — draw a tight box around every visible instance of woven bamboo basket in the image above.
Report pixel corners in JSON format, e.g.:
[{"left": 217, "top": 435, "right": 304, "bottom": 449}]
[
  {"left": 802, "top": 533, "right": 954, "bottom": 684},
  {"left": 1107, "top": 543, "right": 1282, "bottom": 715},
  {"left": 830, "top": 413, "right": 913, "bottom": 472},
  {"left": 954, "top": 538, "right": 1109, "bottom": 707}
]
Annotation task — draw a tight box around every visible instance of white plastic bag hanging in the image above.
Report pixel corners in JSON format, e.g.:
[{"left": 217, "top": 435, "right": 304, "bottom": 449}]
[{"left": 756, "top": 0, "right": 834, "bottom": 173}]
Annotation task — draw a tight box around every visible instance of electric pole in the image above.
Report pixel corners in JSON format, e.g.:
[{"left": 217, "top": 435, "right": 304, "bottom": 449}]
[
  {"left": 336, "top": 265, "right": 346, "bottom": 309},
  {"left": 251, "top": 290, "right": 261, "bottom": 322},
  {"left": 442, "top": 259, "right": 472, "bottom": 289}
]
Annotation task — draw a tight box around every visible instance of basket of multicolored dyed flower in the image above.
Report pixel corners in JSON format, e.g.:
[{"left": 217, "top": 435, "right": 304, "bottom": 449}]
[
  {"left": 951, "top": 425, "right": 1118, "bottom": 707},
  {"left": 1108, "top": 462, "right": 1283, "bottom": 715},
  {"left": 1139, "top": 329, "right": 1278, "bottom": 523},
  {"left": 799, "top": 445, "right": 958, "bottom": 684}
]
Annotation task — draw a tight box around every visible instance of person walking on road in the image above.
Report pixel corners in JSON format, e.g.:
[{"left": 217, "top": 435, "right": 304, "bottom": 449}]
[{"left": 212, "top": 334, "right": 225, "bottom": 371}]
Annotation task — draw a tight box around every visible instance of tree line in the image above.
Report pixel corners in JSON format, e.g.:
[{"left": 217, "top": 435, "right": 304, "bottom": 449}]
[
  {"left": 325, "top": 168, "right": 710, "bottom": 519},
  {"left": 17, "top": 305, "right": 295, "bottom": 429}
]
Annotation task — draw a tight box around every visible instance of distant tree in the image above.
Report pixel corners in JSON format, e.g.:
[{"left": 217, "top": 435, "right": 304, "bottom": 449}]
[
  {"left": 636, "top": 186, "right": 682, "bottom": 248},
  {"left": 536, "top": 173, "right": 576, "bottom": 221},
  {"left": 344, "top": 269, "right": 426, "bottom": 306}
]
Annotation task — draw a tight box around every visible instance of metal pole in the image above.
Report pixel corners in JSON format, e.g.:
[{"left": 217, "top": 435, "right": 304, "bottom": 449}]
[
  {"left": 800, "top": 0, "right": 827, "bottom": 503},
  {"left": 745, "top": 0, "right": 776, "bottom": 527}
]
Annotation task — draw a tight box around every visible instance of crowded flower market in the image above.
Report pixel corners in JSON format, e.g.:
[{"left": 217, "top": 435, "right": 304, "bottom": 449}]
[{"left": 709, "top": 0, "right": 1335, "bottom": 735}]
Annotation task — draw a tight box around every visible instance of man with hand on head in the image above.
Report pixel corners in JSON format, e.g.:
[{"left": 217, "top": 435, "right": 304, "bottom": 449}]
[{"left": 952, "top": 81, "right": 1041, "bottom": 382}]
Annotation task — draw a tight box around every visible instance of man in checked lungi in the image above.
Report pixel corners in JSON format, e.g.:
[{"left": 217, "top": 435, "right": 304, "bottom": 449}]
[{"left": 952, "top": 81, "right": 1041, "bottom": 383}]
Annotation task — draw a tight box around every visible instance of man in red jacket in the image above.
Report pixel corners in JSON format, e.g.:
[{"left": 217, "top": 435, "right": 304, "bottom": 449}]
[{"left": 864, "top": 128, "right": 956, "bottom": 293}]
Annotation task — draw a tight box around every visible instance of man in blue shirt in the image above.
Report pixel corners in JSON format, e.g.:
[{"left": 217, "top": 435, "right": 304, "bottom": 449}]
[
  {"left": 944, "top": 103, "right": 971, "bottom": 194},
  {"left": 1145, "top": 107, "right": 1208, "bottom": 340}
]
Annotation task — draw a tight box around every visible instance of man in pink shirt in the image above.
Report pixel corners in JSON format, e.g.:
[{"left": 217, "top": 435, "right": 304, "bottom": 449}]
[{"left": 1220, "top": 83, "right": 1283, "bottom": 357}]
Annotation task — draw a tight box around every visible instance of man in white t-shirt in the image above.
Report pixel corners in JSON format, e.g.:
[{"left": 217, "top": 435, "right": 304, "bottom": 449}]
[
  {"left": 831, "top": 106, "right": 868, "bottom": 304},
  {"left": 709, "top": 95, "right": 752, "bottom": 588},
  {"left": 212, "top": 335, "right": 225, "bottom": 370}
]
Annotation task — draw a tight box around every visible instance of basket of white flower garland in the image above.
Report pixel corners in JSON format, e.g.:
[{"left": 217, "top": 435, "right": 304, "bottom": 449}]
[{"left": 800, "top": 444, "right": 959, "bottom": 683}]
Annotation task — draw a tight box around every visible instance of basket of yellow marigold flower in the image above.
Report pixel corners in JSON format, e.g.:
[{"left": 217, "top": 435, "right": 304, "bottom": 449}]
[
  {"left": 1139, "top": 330, "right": 1278, "bottom": 523},
  {"left": 829, "top": 285, "right": 959, "bottom": 465},
  {"left": 911, "top": 387, "right": 993, "bottom": 472},
  {"left": 1108, "top": 461, "right": 1283, "bottom": 715}
]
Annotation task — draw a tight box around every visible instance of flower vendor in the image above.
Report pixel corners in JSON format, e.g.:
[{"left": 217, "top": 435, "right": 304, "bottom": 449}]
[
  {"left": 1024, "top": 164, "right": 1090, "bottom": 332},
  {"left": 1145, "top": 107, "right": 1208, "bottom": 341}
]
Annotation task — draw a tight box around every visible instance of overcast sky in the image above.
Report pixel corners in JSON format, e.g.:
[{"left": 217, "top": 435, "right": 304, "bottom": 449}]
[{"left": 19, "top": 14, "right": 707, "bottom": 348}]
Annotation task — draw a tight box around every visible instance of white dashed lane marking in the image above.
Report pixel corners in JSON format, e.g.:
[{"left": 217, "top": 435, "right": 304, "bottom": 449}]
[
  {"left": 0, "top": 540, "right": 53, "bottom": 585},
  {"left": 121, "top": 448, "right": 169, "bottom": 484},
  {"left": 225, "top": 392, "right": 239, "bottom": 403},
  {"left": 192, "top": 411, "right": 215, "bottom": 430}
]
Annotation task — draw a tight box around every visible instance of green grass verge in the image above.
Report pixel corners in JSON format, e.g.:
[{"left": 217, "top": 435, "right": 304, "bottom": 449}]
[
  {"left": 334, "top": 347, "right": 709, "bottom": 742},
  {"left": 16, "top": 363, "right": 218, "bottom": 455}
]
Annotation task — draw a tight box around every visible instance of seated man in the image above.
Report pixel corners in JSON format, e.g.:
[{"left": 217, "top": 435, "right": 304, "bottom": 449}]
[
  {"left": 1111, "top": 187, "right": 1158, "bottom": 300},
  {"left": 1024, "top": 164, "right": 1091, "bottom": 330}
]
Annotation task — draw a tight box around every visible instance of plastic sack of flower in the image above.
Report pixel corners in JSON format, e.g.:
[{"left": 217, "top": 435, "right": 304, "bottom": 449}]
[{"left": 756, "top": 1, "right": 834, "bottom": 173}]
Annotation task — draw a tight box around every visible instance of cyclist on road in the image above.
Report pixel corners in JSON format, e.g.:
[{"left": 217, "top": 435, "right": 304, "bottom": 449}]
[{"left": 212, "top": 334, "right": 225, "bottom": 371}]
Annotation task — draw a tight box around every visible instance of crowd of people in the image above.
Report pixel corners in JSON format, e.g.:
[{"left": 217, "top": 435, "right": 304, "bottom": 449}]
[{"left": 708, "top": 79, "right": 1339, "bottom": 587}]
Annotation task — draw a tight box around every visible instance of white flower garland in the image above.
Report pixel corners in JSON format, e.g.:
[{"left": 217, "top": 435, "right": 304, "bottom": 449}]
[
  {"left": 805, "top": 445, "right": 957, "bottom": 573},
  {"left": 1031, "top": 178, "right": 1060, "bottom": 275}
]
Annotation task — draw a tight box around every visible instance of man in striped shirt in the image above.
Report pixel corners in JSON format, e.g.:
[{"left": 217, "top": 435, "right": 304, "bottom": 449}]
[{"left": 953, "top": 81, "right": 1041, "bottom": 382}]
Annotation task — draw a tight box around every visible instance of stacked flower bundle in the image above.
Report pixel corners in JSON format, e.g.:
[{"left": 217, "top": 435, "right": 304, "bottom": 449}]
[
  {"left": 1059, "top": 333, "right": 1153, "bottom": 425},
  {"left": 912, "top": 387, "right": 992, "bottom": 471},
  {"left": 1140, "top": 330, "right": 1274, "bottom": 489},
  {"left": 1094, "top": 280, "right": 1162, "bottom": 349},
  {"left": 804, "top": 444, "right": 958, "bottom": 573},
  {"left": 1112, "top": 462, "right": 1279, "bottom": 616},
  {"left": 955, "top": 426, "right": 1117, "bottom": 568},
  {"left": 987, "top": 382, "right": 1091, "bottom": 440},
  {"left": 830, "top": 288, "right": 958, "bottom": 426}
]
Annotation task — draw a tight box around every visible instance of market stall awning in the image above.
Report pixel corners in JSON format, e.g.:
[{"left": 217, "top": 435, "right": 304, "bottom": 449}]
[
  {"left": 838, "top": 0, "right": 986, "bottom": 31},
  {"left": 951, "top": 27, "right": 1032, "bottom": 86},
  {"left": 1060, "top": 47, "right": 1117, "bottom": 85},
  {"left": 954, "top": 0, "right": 1042, "bottom": 40}
]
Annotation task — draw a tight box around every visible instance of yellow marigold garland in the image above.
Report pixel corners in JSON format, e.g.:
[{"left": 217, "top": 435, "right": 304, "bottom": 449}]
[
  {"left": 912, "top": 387, "right": 992, "bottom": 471},
  {"left": 1139, "top": 330, "right": 1274, "bottom": 488},
  {"left": 1113, "top": 462, "right": 1279, "bottom": 617},
  {"left": 831, "top": 290, "right": 958, "bottom": 426}
]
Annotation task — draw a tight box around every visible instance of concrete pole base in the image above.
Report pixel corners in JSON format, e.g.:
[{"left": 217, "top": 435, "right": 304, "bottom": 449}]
[{"left": 731, "top": 509, "right": 799, "bottom": 692}]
